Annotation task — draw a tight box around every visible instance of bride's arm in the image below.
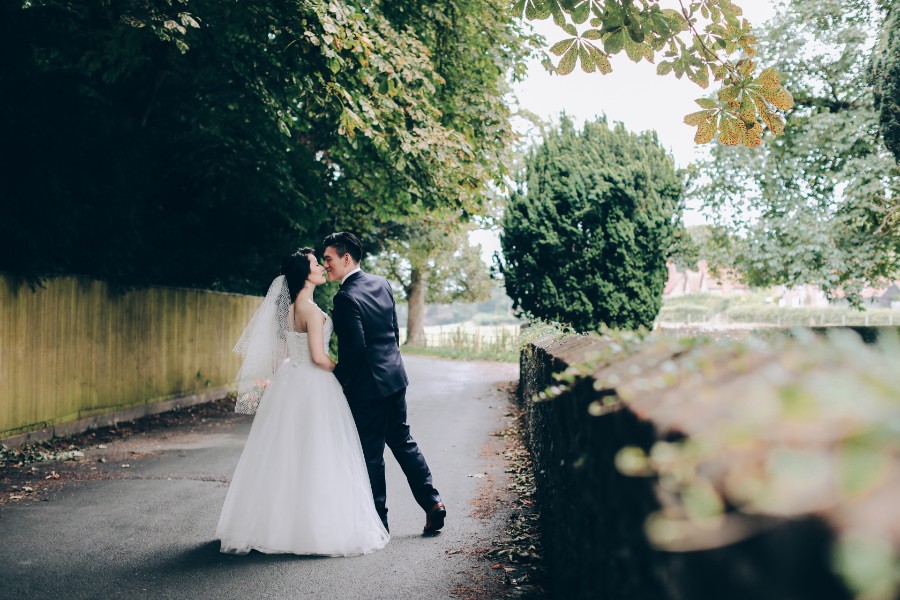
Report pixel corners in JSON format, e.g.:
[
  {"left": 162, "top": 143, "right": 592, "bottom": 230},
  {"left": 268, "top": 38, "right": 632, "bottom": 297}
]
[{"left": 303, "top": 306, "right": 336, "bottom": 372}]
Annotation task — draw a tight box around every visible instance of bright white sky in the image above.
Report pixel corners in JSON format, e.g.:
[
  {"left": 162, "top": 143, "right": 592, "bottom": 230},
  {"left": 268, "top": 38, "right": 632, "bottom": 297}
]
[
  {"left": 511, "top": 1, "right": 778, "bottom": 168},
  {"left": 472, "top": 1, "right": 778, "bottom": 259}
]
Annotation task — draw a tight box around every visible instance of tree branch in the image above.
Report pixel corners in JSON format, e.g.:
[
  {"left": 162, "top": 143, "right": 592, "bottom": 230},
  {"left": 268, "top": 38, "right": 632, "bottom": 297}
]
[{"left": 792, "top": 95, "right": 861, "bottom": 113}]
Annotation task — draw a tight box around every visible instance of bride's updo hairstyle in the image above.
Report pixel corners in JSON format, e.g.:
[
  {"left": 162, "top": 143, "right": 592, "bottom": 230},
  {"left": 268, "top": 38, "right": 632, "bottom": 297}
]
[{"left": 281, "top": 247, "right": 316, "bottom": 303}]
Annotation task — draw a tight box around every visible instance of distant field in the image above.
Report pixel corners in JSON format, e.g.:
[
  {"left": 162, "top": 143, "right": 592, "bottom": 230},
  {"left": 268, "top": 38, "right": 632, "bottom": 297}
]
[{"left": 399, "top": 322, "right": 521, "bottom": 345}]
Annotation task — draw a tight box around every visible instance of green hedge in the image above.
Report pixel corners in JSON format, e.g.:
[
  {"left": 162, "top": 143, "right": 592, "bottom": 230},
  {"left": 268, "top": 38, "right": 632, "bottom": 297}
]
[{"left": 657, "top": 304, "right": 714, "bottom": 322}]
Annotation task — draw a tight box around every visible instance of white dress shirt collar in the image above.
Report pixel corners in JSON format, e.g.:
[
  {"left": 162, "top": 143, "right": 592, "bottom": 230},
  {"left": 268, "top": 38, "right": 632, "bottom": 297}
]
[{"left": 341, "top": 267, "right": 362, "bottom": 285}]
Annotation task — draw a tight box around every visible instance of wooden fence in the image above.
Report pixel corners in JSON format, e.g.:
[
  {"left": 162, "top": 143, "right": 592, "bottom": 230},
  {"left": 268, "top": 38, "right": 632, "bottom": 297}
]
[{"left": 0, "top": 275, "right": 260, "bottom": 439}]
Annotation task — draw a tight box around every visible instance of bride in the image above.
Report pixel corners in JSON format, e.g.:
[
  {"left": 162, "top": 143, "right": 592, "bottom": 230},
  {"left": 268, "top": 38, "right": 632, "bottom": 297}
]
[{"left": 216, "top": 247, "right": 389, "bottom": 556}]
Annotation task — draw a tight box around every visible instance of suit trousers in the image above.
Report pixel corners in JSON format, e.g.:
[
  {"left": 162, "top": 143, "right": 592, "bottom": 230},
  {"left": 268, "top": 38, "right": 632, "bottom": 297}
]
[{"left": 346, "top": 387, "right": 440, "bottom": 524}]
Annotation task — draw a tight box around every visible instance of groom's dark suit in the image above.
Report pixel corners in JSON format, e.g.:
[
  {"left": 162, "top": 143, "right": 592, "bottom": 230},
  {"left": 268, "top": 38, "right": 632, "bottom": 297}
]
[{"left": 332, "top": 270, "right": 441, "bottom": 526}]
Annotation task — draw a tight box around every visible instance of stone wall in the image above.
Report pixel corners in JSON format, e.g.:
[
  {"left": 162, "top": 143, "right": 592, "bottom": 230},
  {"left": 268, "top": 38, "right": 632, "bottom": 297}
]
[{"left": 519, "top": 329, "right": 900, "bottom": 600}]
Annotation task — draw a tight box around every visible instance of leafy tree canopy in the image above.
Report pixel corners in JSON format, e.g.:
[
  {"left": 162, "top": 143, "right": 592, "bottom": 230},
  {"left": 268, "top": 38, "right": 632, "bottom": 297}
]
[
  {"left": 687, "top": 0, "right": 900, "bottom": 305},
  {"left": 0, "top": 0, "right": 537, "bottom": 293},
  {"left": 499, "top": 115, "right": 684, "bottom": 331},
  {"left": 518, "top": 0, "right": 795, "bottom": 147},
  {"left": 872, "top": 1, "right": 900, "bottom": 162},
  {"left": 366, "top": 211, "right": 493, "bottom": 345}
]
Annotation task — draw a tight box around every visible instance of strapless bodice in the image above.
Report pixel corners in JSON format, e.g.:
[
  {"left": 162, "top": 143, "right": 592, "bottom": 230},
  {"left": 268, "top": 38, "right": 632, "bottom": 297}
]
[{"left": 285, "top": 314, "right": 333, "bottom": 364}]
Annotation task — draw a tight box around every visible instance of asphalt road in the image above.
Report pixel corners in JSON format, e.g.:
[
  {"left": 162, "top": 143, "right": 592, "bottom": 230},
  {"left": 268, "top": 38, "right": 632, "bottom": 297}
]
[{"left": 0, "top": 356, "right": 519, "bottom": 600}]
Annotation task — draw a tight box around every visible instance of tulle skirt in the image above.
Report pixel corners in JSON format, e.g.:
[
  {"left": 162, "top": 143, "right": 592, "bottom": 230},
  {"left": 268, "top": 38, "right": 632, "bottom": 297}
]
[{"left": 216, "top": 359, "right": 389, "bottom": 556}]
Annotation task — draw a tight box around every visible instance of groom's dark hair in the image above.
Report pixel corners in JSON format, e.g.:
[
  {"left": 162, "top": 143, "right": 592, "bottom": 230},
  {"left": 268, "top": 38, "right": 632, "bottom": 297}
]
[{"left": 322, "top": 232, "right": 362, "bottom": 264}]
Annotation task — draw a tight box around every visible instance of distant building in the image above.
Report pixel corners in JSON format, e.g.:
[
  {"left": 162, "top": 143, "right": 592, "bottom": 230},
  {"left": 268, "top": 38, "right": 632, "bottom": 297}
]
[
  {"left": 870, "top": 282, "right": 900, "bottom": 309},
  {"left": 773, "top": 284, "right": 830, "bottom": 308},
  {"left": 664, "top": 260, "right": 749, "bottom": 297},
  {"left": 665, "top": 262, "right": 900, "bottom": 309}
]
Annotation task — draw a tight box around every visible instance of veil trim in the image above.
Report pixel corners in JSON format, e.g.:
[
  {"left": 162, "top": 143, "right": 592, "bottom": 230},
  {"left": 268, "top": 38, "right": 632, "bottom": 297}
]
[{"left": 232, "top": 276, "right": 291, "bottom": 414}]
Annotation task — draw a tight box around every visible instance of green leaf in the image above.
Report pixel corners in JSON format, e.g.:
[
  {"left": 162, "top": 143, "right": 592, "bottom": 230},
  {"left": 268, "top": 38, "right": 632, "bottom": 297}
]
[
  {"left": 578, "top": 44, "right": 595, "bottom": 73},
  {"left": 687, "top": 63, "right": 710, "bottom": 89},
  {"left": 557, "top": 45, "right": 579, "bottom": 75},
  {"left": 568, "top": 2, "right": 590, "bottom": 24},
  {"left": 549, "top": 38, "right": 576, "bottom": 56},
  {"left": 627, "top": 24, "right": 645, "bottom": 43},
  {"left": 521, "top": 0, "right": 553, "bottom": 20},
  {"left": 603, "top": 29, "right": 627, "bottom": 55},
  {"left": 587, "top": 44, "right": 612, "bottom": 74}
]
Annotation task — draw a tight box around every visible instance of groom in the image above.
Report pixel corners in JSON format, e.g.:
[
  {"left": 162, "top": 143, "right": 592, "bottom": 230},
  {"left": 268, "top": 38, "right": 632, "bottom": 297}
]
[{"left": 322, "top": 232, "right": 445, "bottom": 534}]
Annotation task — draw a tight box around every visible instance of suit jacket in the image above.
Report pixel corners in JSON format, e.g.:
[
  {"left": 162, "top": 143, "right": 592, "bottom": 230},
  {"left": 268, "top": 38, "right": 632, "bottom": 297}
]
[{"left": 332, "top": 270, "right": 408, "bottom": 400}]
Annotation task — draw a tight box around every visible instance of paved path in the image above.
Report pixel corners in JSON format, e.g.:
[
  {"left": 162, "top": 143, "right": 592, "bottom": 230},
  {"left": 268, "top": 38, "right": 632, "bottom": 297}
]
[{"left": 0, "top": 356, "right": 518, "bottom": 600}]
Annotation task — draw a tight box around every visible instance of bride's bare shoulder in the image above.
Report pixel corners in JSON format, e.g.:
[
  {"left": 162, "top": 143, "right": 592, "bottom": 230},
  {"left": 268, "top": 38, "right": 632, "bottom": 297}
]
[{"left": 293, "top": 301, "right": 323, "bottom": 327}]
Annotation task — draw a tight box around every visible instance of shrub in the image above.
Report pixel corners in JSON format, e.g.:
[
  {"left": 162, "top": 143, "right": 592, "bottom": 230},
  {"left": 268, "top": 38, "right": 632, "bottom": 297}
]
[{"left": 499, "top": 115, "right": 683, "bottom": 332}]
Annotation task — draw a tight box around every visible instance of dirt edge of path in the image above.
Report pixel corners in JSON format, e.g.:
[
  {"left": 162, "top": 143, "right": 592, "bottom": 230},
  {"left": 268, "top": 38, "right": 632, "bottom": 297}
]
[{"left": 452, "top": 382, "right": 547, "bottom": 600}]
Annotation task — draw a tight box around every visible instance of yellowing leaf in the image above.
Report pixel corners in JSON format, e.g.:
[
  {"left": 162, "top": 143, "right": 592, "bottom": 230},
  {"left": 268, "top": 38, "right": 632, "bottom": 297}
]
[
  {"left": 767, "top": 87, "right": 794, "bottom": 110},
  {"left": 738, "top": 35, "right": 758, "bottom": 57},
  {"left": 744, "top": 122, "right": 763, "bottom": 147},
  {"left": 695, "top": 98, "right": 717, "bottom": 109},
  {"left": 750, "top": 92, "right": 769, "bottom": 115},
  {"left": 739, "top": 96, "right": 756, "bottom": 122},
  {"left": 694, "top": 117, "right": 717, "bottom": 144},
  {"left": 718, "top": 86, "right": 740, "bottom": 102},
  {"left": 759, "top": 107, "right": 785, "bottom": 135},
  {"left": 596, "top": 53, "right": 612, "bottom": 74},
  {"left": 684, "top": 110, "right": 713, "bottom": 126},
  {"left": 719, "top": 117, "right": 746, "bottom": 146},
  {"left": 754, "top": 67, "right": 781, "bottom": 89}
]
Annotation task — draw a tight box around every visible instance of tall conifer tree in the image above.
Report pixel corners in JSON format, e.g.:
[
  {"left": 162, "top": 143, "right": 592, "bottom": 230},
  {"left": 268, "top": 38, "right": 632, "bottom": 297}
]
[{"left": 499, "top": 116, "right": 683, "bottom": 332}]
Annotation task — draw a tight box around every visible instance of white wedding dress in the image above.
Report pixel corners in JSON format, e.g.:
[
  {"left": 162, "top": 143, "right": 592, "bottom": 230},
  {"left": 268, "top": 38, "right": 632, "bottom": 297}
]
[{"left": 216, "top": 314, "right": 389, "bottom": 556}]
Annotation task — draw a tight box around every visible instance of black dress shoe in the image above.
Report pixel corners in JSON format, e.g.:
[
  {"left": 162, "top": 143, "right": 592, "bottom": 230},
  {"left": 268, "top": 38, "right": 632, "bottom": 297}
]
[{"left": 423, "top": 502, "right": 446, "bottom": 533}]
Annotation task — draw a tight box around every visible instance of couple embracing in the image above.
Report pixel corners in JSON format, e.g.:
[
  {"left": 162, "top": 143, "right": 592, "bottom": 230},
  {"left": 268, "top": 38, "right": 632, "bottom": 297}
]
[{"left": 216, "top": 232, "right": 445, "bottom": 556}]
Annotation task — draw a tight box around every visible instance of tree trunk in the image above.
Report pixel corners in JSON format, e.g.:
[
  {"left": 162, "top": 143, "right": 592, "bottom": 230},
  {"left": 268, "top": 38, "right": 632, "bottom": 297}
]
[{"left": 405, "top": 266, "right": 428, "bottom": 347}]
